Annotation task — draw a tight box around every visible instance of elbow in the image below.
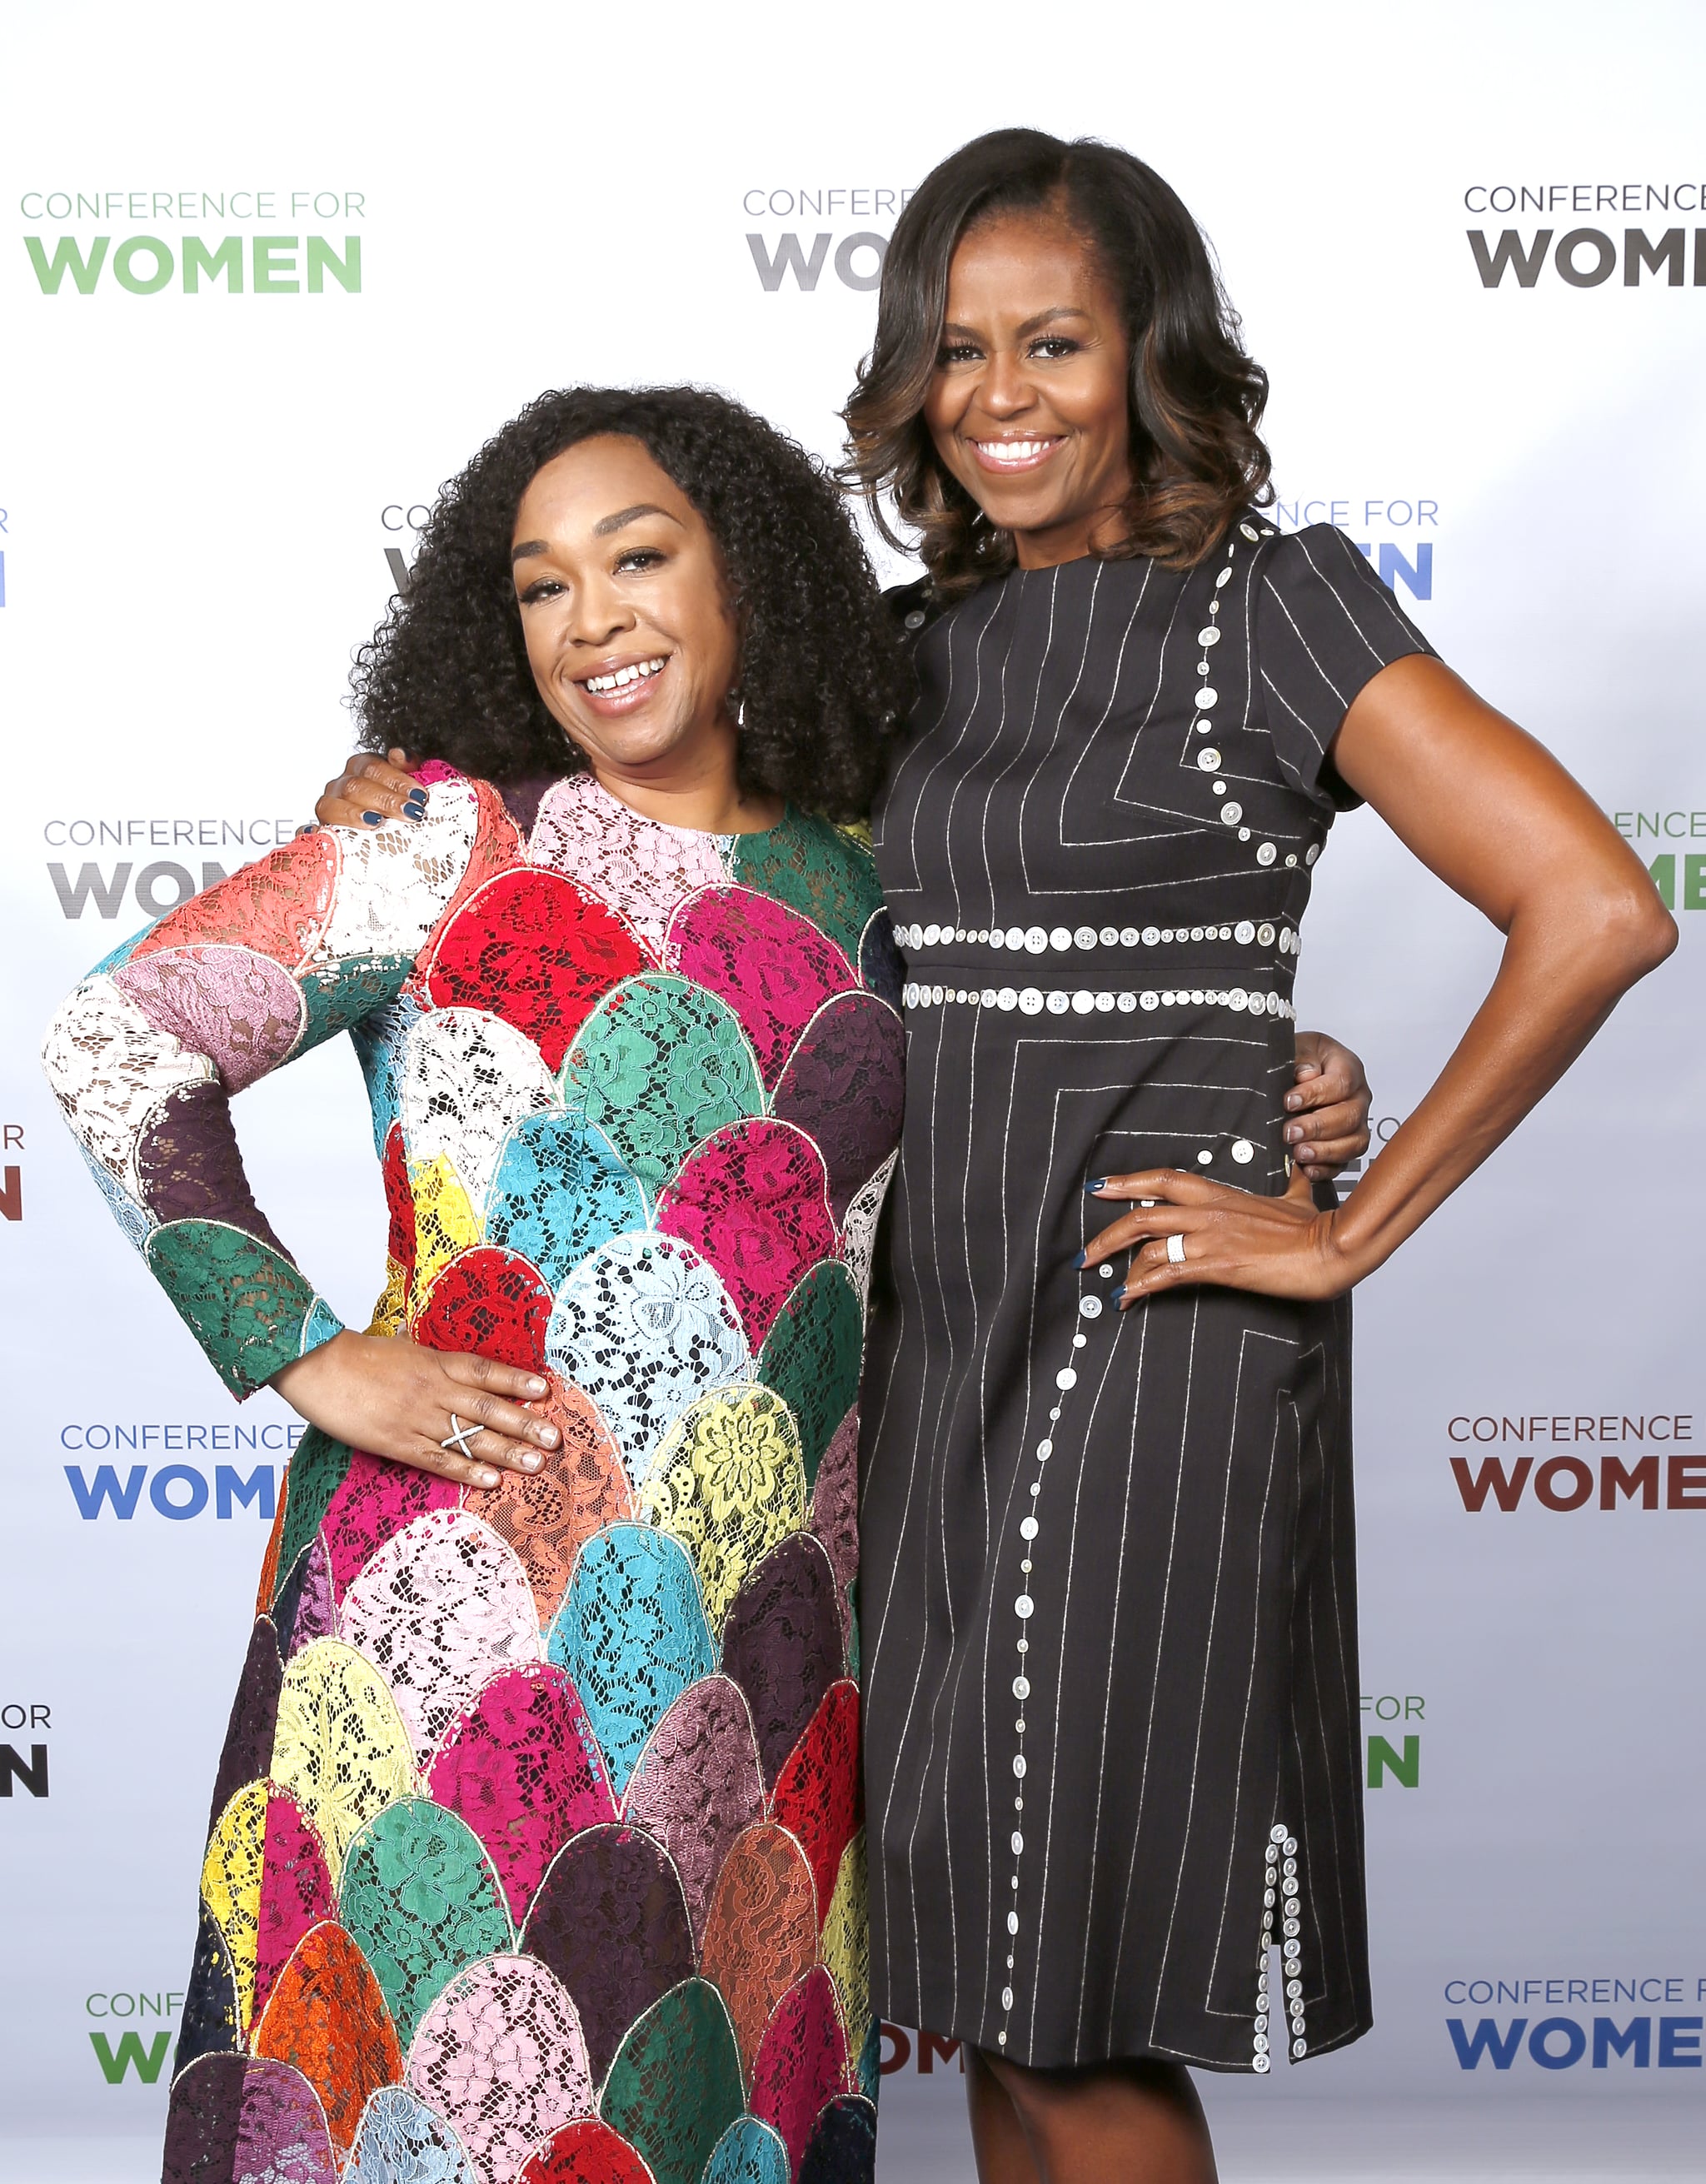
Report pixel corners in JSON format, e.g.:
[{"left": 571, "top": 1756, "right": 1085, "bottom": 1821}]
[{"left": 1583, "top": 879, "right": 1679, "bottom": 991}]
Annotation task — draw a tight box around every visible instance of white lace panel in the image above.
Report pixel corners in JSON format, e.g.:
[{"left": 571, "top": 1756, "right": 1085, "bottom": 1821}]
[
  {"left": 400, "top": 1008, "right": 560, "bottom": 1210},
  {"left": 839, "top": 1151, "right": 898, "bottom": 1308},
  {"left": 41, "top": 973, "right": 215, "bottom": 1193},
  {"left": 317, "top": 781, "right": 482, "bottom": 964}
]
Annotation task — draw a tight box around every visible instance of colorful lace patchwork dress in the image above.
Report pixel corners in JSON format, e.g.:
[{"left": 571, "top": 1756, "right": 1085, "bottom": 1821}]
[{"left": 42, "top": 766, "right": 905, "bottom": 2184}]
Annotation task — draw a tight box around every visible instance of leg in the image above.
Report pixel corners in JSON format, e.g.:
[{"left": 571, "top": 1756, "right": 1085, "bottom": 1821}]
[
  {"left": 979, "top": 2047, "right": 1218, "bottom": 2184},
  {"left": 965, "top": 2042, "right": 1043, "bottom": 2184}
]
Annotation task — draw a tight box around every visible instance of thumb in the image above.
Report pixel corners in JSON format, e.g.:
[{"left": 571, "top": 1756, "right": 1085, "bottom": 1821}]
[{"left": 1284, "top": 1154, "right": 1317, "bottom": 1204}]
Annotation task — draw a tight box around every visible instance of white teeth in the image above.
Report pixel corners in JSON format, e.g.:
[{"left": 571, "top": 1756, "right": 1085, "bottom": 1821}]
[
  {"left": 978, "top": 440, "right": 1054, "bottom": 464},
  {"left": 585, "top": 656, "right": 666, "bottom": 694}
]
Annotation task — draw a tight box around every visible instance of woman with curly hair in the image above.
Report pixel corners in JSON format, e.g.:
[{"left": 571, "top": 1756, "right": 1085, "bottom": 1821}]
[
  {"left": 836, "top": 129, "right": 1670, "bottom": 2182},
  {"left": 44, "top": 386, "right": 908, "bottom": 2184}
]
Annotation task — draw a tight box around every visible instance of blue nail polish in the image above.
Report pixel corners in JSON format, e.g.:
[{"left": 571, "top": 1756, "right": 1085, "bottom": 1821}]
[
  {"left": 1084, "top": 1178, "right": 1107, "bottom": 1194},
  {"left": 405, "top": 795, "right": 426, "bottom": 812},
  {"left": 362, "top": 810, "right": 382, "bottom": 825},
  {"left": 1072, "top": 1249, "right": 1086, "bottom": 1269}
]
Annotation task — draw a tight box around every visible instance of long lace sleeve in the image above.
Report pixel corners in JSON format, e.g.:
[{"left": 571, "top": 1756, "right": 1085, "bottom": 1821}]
[{"left": 41, "top": 774, "right": 505, "bottom": 1396}]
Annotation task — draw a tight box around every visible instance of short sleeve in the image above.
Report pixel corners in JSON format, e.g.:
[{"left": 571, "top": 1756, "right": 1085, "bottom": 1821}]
[{"left": 1255, "top": 524, "right": 1435, "bottom": 810}]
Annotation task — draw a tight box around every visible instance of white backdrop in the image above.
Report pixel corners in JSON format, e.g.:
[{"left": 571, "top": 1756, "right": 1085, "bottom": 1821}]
[{"left": 2, "top": 5, "right": 1703, "bottom": 2178}]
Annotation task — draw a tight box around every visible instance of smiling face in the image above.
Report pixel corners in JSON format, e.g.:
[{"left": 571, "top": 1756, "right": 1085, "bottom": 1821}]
[
  {"left": 922, "top": 204, "right": 1134, "bottom": 570},
  {"left": 511, "top": 434, "right": 752, "bottom": 821}
]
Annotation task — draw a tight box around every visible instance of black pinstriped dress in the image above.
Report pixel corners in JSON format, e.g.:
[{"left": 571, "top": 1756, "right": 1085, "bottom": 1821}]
[{"left": 857, "top": 519, "right": 1432, "bottom": 2073}]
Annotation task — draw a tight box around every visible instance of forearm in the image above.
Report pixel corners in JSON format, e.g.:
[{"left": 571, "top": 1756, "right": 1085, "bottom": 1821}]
[{"left": 1328, "top": 891, "right": 1670, "bottom": 1277}]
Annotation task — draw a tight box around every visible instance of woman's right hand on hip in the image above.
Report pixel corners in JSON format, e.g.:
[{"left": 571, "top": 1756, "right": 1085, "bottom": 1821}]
[
  {"left": 269, "top": 1330, "right": 561, "bottom": 1490},
  {"left": 310, "top": 748, "right": 423, "bottom": 830}
]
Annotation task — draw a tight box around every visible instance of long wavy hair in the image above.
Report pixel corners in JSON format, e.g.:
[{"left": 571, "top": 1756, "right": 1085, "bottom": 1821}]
[
  {"left": 351, "top": 386, "right": 906, "bottom": 820},
  {"left": 841, "top": 129, "right": 1273, "bottom": 598}
]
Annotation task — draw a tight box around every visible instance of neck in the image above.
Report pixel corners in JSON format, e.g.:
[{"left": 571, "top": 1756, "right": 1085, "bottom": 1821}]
[
  {"left": 1011, "top": 496, "right": 1131, "bottom": 571},
  {"left": 583, "top": 716, "right": 782, "bottom": 835}
]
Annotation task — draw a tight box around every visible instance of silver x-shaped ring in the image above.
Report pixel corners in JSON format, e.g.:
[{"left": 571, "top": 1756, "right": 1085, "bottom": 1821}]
[{"left": 440, "top": 1414, "right": 481, "bottom": 1458}]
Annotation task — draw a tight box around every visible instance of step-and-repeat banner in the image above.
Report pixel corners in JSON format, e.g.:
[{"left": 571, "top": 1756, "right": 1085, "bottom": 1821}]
[{"left": 2, "top": 5, "right": 1701, "bottom": 2178}]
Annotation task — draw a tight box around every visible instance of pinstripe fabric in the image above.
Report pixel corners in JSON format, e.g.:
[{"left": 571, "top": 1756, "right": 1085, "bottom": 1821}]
[{"left": 859, "top": 522, "right": 1431, "bottom": 2072}]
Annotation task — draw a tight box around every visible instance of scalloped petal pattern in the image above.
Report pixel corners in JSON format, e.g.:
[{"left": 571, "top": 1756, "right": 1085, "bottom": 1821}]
[
  {"left": 406, "top": 1953, "right": 592, "bottom": 2184},
  {"left": 426, "top": 1663, "right": 616, "bottom": 1928},
  {"left": 656, "top": 1124, "right": 834, "bottom": 1354},
  {"left": 622, "top": 1676, "right": 765, "bottom": 1948},
  {"left": 341, "top": 1509, "right": 542, "bottom": 1765},
  {"left": 545, "top": 1233, "right": 748, "bottom": 1489}
]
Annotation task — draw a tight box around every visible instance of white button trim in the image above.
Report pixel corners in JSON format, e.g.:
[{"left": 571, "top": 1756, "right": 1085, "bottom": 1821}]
[
  {"left": 1256, "top": 1813, "right": 1307, "bottom": 2072},
  {"left": 902, "top": 982, "right": 1295, "bottom": 1021},
  {"left": 895, "top": 920, "right": 1298, "bottom": 955}
]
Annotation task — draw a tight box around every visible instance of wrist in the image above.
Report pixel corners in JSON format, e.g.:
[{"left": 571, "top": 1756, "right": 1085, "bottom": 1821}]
[{"left": 1314, "top": 1200, "right": 1385, "bottom": 1290}]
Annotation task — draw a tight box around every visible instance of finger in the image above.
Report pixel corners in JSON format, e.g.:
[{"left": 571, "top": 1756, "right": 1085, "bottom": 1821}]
[
  {"left": 1287, "top": 1124, "right": 1369, "bottom": 1168},
  {"left": 450, "top": 1423, "right": 549, "bottom": 1474},
  {"left": 431, "top": 1399, "right": 556, "bottom": 1468},
  {"left": 1085, "top": 1168, "right": 1217, "bottom": 1207},
  {"left": 1285, "top": 1099, "right": 1369, "bottom": 1152},
  {"left": 400, "top": 1434, "right": 505, "bottom": 1492},
  {"left": 1289, "top": 1134, "right": 1365, "bottom": 1173},
  {"left": 1080, "top": 1205, "right": 1210, "bottom": 1266},
  {"left": 1284, "top": 1067, "right": 1358, "bottom": 1115},
  {"left": 438, "top": 1357, "right": 562, "bottom": 1449},
  {"left": 350, "top": 755, "right": 427, "bottom": 822},
  {"left": 348, "top": 1429, "right": 504, "bottom": 1492},
  {"left": 1284, "top": 1157, "right": 1317, "bottom": 1204},
  {"left": 1118, "top": 1244, "right": 1210, "bottom": 1304}
]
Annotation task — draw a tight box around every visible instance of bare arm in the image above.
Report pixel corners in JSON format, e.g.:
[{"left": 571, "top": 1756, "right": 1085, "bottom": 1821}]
[{"left": 1086, "top": 655, "right": 1676, "bottom": 1300}]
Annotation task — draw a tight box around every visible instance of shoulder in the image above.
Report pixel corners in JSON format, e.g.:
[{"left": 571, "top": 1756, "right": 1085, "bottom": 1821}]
[
  {"left": 790, "top": 808, "right": 883, "bottom": 900},
  {"left": 1253, "top": 521, "right": 1434, "bottom": 661},
  {"left": 883, "top": 575, "right": 946, "bottom": 640}
]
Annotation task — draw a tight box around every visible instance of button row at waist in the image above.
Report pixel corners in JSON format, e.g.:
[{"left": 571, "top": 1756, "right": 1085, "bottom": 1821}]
[
  {"left": 896, "top": 918, "right": 1299, "bottom": 956},
  {"left": 903, "top": 980, "right": 1296, "bottom": 1021}
]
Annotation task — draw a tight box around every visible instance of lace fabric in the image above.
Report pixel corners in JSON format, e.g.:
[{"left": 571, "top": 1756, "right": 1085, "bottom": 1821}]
[
  {"left": 47, "top": 770, "right": 900, "bottom": 2182},
  {"left": 597, "top": 1979, "right": 744, "bottom": 2184},
  {"left": 621, "top": 1674, "right": 765, "bottom": 1948},
  {"left": 252, "top": 1921, "right": 403, "bottom": 2157},
  {"left": 700, "top": 1824, "right": 819, "bottom": 2079},
  {"left": 517, "top": 1822, "right": 696, "bottom": 2083},
  {"left": 563, "top": 975, "right": 764, "bottom": 1199},
  {"left": 337, "top": 1798, "right": 513, "bottom": 2046},
  {"left": 425, "top": 1663, "right": 615, "bottom": 1928},
  {"left": 405, "top": 1952, "right": 592, "bottom": 2184}
]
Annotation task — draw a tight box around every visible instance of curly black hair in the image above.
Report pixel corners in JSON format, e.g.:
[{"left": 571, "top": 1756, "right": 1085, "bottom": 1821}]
[{"left": 351, "top": 385, "right": 906, "bottom": 820}]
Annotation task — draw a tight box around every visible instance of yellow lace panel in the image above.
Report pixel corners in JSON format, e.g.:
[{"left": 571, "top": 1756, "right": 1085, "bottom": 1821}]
[
  {"left": 201, "top": 1779, "right": 267, "bottom": 2030},
  {"left": 407, "top": 1154, "right": 481, "bottom": 1318},
  {"left": 271, "top": 1638, "right": 417, "bottom": 1884},
  {"left": 365, "top": 1254, "right": 408, "bottom": 1338},
  {"left": 821, "top": 1827, "right": 870, "bottom": 2042},
  {"left": 639, "top": 1384, "right": 806, "bottom": 1632}
]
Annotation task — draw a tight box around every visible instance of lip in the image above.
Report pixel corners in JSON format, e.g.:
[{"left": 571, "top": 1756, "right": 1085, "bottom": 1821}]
[
  {"left": 571, "top": 651, "right": 671, "bottom": 717},
  {"left": 966, "top": 435, "right": 1065, "bottom": 476}
]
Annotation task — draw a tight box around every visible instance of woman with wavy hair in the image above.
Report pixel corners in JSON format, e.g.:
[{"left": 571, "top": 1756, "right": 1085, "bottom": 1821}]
[
  {"left": 832, "top": 130, "right": 1671, "bottom": 2180},
  {"left": 45, "top": 386, "right": 908, "bottom": 2184}
]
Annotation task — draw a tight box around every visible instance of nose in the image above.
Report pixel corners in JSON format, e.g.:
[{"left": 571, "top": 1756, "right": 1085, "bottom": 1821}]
[
  {"left": 568, "top": 570, "right": 635, "bottom": 649},
  {"left": 980, "top": 345, "right": 1035, "bottom": 420}
]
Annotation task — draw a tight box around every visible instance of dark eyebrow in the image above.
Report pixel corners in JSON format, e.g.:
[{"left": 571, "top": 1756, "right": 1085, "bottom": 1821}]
[
  {"left": 511, "top": 503, "right": 683, "bottom": 564},
  {"left": 940, "top": 306, "right": 1092, "bottom": 343},
  {"left": 594, "top": 501, "right": 682, "bottom": 537}
]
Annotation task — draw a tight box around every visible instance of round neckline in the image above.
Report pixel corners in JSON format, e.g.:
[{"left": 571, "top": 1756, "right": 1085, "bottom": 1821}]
[{"left": 571, "top": 767, "right": 791, "bottom": 846}]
